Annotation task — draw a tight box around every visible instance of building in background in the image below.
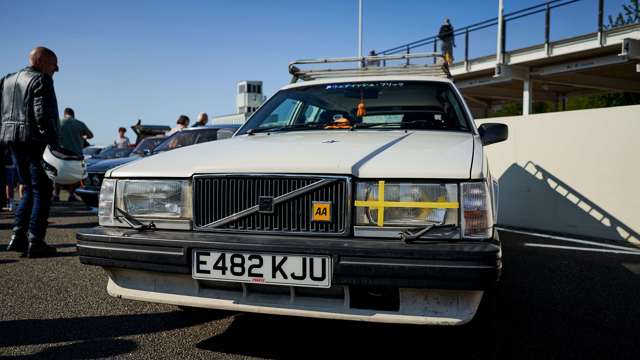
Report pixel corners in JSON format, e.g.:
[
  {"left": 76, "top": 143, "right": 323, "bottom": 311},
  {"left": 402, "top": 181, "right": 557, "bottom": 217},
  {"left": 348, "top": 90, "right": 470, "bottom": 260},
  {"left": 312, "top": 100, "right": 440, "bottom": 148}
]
[{"left": 213, "top": 80, "right": 267, "bottom": 125}]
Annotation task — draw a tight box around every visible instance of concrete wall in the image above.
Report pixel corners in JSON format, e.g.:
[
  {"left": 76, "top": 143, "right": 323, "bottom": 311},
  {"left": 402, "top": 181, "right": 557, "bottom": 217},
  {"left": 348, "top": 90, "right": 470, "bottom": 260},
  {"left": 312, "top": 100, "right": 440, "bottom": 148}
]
[
  {"left": 212, "top": 113, "right": 247, "bottom": 125},
  {"left": 476, "top": 105, "right": 640, "bottom": 246}
]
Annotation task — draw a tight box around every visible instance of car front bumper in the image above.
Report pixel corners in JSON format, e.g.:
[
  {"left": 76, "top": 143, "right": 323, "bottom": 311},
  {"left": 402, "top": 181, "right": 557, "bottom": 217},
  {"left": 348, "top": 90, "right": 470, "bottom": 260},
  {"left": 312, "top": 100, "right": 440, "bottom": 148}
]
[
  {"left": 77, "top": 227, "right": 501, "bottom": 325},
  {"left": 77, "top": 227, "right": 501, "bottom": 290}
]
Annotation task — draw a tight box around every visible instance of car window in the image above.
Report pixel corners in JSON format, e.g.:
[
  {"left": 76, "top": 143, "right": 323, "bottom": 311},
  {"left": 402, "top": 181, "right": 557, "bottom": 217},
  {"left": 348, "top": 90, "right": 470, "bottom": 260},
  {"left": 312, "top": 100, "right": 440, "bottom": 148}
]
[
  {"left": 132, "top": 137, "right": 165, "bottom": 155},
  {"left": 195, "top": 130, "right": 219, "bottom": 144},
  {"left": 216, "top": 128, "right": 236, "bottom": 140},
  {"left": 93, "top": 146, "right": 133, "bottom": 159},
  {"left": 262, "top": 98, "right": 303, "bottom": 127},
  {"left": 83, "top": 147, "right": 103, "bottom": 156},
  {"left": 239, "top": 81, "right": 470, "bottom": 133}
]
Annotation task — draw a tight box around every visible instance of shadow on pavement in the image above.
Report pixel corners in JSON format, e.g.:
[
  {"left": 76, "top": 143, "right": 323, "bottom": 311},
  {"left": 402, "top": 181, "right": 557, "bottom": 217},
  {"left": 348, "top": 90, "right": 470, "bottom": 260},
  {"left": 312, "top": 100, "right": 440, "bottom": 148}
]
[
  {"left": 498, "top": 162, "right": 639, "bottom": 247},
  {"left": 0, "top": 310, "right": 225, "bottom": 348},
  {"left": 2, "top": 338, "right": 138, "bottom": 360},
  {"left": 198, "top": 234, "right": 640, "bottom": 359},
  {"left": 197, "top": 313, "right": 496, "bottom": 359},
  {"left": 0, "top": 259, "right": 18, "bottom": 265},
  {"left": 51, "top": 243, "right": 78, "bottom": 249}
]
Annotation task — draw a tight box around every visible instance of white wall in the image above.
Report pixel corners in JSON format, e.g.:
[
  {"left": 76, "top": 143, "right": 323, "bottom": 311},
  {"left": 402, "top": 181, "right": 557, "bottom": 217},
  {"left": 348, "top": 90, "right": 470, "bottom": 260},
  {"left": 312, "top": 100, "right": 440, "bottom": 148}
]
[
  {"left": 477, "top": 105, "right": 640, "bottom": 246},
  {"left": 212, "top": 113, "right": 247, "bottom": 125}
]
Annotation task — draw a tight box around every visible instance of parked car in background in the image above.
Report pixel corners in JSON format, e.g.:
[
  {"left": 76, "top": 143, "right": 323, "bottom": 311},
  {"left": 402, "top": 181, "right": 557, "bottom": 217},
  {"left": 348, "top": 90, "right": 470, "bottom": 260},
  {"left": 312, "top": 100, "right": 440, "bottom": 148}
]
[
  {"left": 83, "top": 145, "right": 106, "bottom": 160},
  {"left": 85, "top": 146, "right": 134, "bottom": 167},
  {"left": 78, "top": 54, "right": 507, "bottom": 326},
  {"left": 76, "top": 125, "right": 239, "bottom": 207},
  {"left": 130, "top": 120, "right": 171, "bottom": 144}
]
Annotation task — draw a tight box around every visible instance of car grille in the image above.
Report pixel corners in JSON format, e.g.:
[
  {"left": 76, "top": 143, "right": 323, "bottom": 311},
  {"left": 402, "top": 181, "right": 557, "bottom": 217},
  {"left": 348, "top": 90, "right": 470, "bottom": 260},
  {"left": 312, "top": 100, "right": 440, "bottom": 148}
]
[{"left": 193, "top": 175, "right": 350, "bottom": 235}]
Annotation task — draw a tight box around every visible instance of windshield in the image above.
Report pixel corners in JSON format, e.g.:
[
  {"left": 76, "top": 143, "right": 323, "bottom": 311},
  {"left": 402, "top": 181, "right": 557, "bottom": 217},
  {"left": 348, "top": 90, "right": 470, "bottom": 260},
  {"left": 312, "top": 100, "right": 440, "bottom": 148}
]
[
  {"left": 238, "top": 81, "right": 470, "bottom": 134},
  {"left": 153, "top": 129, "right": 220, "bottom": 153},
  {"left": 93, "top": 146, "right": 133, "bottom": 159},
  {"left": 132, "top": 137, "right": 165, "bottom": 155},
  {"left": 83, "top": 147, "right": 103, "bottom": 156}
]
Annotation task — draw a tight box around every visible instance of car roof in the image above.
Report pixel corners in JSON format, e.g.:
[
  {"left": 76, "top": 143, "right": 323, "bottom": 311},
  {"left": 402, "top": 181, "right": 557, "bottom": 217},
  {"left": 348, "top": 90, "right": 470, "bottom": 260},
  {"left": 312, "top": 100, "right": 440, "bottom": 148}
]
[
  {"left": 281, "top": 75, "right": 454, "bottom": 91},
  {"left": 181, "top": 124, "right": 241, "bottom": 131},
  {"left": 140, "top": 135, "right": 166, "bottom": 140}
]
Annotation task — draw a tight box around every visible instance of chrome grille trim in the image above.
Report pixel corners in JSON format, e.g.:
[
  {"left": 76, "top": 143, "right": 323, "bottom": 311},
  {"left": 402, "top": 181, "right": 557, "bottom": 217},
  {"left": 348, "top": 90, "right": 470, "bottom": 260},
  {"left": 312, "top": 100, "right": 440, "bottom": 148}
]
[{"left": 193, "top": 174, "right": 351, "bottom": 236}]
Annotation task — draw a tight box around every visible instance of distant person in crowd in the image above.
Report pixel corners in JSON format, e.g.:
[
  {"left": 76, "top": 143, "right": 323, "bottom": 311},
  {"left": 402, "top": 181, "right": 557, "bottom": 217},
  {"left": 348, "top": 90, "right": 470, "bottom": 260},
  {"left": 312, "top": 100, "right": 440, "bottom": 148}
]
[
  {"left": 114, "top": 127, "right": 130, "bottom": 148},
  {"left": 438, "top": 18, "right": 456, "bottom": 65},
  {"left": 58, "top": 108, "right": 93, "bottom": 156},
  {"left": 53, "top": 107, "right": 93, "bottom": 202},
  {"left": 167, "top": 115, "right": 190, "bottom": 135},
  {"left": 366, "top": 50, "right": 381, "bottom": 67},
  {"left": 1, "top": 46, "right": 61, "bottom": 257},
  {"left": 191, "top": 112, "right": 209, "bottom": 127}
]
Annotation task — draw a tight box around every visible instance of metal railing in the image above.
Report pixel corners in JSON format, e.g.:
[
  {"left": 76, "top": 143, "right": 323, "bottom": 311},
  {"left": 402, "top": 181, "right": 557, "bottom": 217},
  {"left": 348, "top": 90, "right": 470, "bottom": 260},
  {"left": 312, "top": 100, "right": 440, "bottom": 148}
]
[{"left": 378, "top": 0, "right": 609, "bottom": 65}]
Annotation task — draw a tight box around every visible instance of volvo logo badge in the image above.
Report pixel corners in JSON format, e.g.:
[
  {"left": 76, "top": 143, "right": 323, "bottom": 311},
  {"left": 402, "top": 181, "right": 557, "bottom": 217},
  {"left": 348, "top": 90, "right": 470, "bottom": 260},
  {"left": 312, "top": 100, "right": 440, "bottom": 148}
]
[{"left": 258, "top": 196, "right": 275, "bottom": 213}]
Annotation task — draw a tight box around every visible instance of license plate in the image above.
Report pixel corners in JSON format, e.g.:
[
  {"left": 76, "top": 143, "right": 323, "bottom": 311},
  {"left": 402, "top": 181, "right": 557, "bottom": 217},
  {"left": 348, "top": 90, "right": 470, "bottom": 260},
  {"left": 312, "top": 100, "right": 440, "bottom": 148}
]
[{"left": 192, "top": 250, "right": 332, "bottom": 288}]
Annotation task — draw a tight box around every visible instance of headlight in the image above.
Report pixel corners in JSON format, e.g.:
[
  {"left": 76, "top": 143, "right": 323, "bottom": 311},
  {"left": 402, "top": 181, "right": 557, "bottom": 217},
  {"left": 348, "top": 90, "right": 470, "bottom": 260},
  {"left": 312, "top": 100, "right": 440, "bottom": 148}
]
[
  {"left": 461, "top": 182, "right": 494, "bottom": 239},
  {"left": 355, "top": 181, "right": 459, "bottom": 230},
  {"left": 98, "top": 179, "right": 116, "bottom": 226},
  {"left": 116, "top": 180, "right": 192, "bottom": 219}
]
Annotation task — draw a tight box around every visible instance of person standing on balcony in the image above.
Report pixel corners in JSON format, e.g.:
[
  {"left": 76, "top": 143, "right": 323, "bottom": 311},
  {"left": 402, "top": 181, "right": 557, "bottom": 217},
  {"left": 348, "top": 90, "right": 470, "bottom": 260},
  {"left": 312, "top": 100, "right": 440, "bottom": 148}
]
[
  {"left": 366, "top": 50, "right": 381, "bottom": 67},
  {"left": 438, "top": 18, "right": 456, "bottom": 65}
]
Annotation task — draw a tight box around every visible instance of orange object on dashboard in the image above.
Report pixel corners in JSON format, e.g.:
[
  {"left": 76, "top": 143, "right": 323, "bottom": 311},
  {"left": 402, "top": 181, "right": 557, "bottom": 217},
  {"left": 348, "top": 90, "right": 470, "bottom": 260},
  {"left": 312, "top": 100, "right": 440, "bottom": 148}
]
[{"left": 356, "top": 99, "right": 367, "bottom": 117}]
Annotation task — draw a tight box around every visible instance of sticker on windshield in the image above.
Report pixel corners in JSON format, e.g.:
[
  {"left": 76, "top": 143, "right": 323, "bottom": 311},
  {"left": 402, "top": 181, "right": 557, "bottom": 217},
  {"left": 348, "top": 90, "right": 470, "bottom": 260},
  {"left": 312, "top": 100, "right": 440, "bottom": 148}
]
[{"left": 325, "top": 82, "right": 404, "bottom": 90}]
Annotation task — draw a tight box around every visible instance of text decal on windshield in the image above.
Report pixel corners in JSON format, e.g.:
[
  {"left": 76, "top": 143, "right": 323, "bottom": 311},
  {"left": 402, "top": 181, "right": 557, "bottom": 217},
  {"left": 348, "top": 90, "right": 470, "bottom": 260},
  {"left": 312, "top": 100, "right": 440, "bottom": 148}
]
[{"left": 325, "top": 82, "right": 405, "bottom": 90}]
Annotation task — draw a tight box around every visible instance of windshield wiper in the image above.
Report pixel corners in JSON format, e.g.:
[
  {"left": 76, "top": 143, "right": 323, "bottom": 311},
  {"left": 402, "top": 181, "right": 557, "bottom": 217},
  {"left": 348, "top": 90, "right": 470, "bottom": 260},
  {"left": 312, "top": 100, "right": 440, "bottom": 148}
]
[
  {"left": 114, "top": 207, "right": 156, "bottom": 231},
  {"left": 399, "top": 223, "right": 456, "bottom": 244},
  {"left": 246, "top": 123, "right": 322, "bottom": 135},
  {"left": 351, "top": 120, "right": 430, "bottom": 130}
]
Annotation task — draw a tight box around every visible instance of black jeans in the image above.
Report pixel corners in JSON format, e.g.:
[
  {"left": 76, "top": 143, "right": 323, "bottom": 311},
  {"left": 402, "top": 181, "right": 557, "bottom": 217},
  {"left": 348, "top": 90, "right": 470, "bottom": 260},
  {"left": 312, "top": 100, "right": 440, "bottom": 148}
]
[{"left": 10, "top": 144, "right": 53, "bottom": 241}]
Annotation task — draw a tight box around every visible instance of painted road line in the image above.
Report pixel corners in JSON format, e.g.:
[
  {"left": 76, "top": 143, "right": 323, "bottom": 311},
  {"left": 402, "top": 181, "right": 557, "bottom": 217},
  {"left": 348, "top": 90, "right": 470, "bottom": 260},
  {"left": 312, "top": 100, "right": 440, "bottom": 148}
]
[
  {"left": 524, "top": 243, "right": 640, "bottom": 256},
  {"left": 497, "top": 227, "right": 640, "bottom": 253}
]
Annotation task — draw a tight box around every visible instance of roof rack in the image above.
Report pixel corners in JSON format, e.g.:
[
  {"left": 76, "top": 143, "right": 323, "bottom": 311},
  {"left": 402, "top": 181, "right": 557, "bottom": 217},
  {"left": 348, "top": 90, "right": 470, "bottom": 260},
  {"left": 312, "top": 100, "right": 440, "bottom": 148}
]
[{"left": 288, "top": 53, "right": 450, "bottom": 83}]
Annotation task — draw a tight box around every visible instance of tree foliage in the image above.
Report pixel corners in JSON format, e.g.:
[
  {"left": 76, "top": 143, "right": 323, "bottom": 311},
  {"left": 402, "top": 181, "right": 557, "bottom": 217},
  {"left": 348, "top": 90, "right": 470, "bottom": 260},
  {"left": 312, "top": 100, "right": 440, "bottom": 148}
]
[
  {"left": 606, "top": 0, "right": 640, "bottom": 29},
  {"left": 487, "top": 92, "right": 640, "bottom": 118}
]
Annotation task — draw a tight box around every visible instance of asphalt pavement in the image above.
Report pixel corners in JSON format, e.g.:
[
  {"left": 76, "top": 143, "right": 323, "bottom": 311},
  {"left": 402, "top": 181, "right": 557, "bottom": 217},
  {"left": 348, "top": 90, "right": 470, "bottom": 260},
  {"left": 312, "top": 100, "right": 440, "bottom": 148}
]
[{"left": 1, "top": 201, "right": 640, "bottom": 359}]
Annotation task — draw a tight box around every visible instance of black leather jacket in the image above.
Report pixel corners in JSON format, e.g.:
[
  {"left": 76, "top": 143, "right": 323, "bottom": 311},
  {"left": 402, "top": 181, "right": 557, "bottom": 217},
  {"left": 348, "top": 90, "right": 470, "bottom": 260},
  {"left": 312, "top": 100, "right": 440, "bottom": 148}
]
[{"left": 0, "top": 67, "right": 60, "bottom": 147}]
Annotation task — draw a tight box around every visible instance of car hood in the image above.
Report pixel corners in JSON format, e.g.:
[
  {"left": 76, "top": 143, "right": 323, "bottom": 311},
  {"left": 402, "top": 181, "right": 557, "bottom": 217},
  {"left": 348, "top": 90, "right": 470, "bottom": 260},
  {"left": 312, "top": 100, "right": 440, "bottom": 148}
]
[
  {"left": 108, "top": 130, "right": 477, "bottom": 179},
  {"left": 89, "top": 156, "right": 141, "bottom": 173}
]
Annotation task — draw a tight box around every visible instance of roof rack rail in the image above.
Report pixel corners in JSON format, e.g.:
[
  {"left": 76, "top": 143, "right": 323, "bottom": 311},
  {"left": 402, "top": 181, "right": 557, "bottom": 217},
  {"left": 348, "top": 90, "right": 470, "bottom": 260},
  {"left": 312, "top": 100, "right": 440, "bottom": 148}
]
[{"left": 288, "top": 52, "right": 450, "bottom": 83}]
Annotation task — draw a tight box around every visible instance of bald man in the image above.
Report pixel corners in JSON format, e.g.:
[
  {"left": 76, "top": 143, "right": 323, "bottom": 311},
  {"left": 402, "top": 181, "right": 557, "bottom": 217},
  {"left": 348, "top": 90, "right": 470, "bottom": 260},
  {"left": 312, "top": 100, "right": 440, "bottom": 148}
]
[
  {"left": 0, "top": 46, "right": 60, "bottom": 257},
  {"left": 191, "top": 112, "right": 209, "bottom": 127}
]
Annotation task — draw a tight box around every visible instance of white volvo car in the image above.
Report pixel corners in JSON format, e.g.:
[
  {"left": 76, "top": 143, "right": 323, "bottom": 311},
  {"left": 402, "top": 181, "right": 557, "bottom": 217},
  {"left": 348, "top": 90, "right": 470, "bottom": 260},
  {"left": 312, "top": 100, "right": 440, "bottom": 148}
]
[{"left": 78, "top": 54, "right": 508, "bottom": 325}]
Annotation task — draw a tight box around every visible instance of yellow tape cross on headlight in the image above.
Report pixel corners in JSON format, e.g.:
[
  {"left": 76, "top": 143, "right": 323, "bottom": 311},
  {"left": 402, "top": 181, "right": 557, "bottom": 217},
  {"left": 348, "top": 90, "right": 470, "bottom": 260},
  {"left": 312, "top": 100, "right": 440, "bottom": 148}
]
[{"left": 354, "top": 181, "right": 459, "bottom": 227}]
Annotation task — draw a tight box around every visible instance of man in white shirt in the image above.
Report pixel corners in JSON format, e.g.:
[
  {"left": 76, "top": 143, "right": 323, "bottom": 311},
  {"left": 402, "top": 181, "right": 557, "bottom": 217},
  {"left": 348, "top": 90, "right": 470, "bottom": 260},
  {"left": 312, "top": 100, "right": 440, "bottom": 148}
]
[
  {"left": 114, "top": 127, "right": 130, "bottom": 148},
  {"left": 166, "top": 115, "right": 190, "bottom": 135}
]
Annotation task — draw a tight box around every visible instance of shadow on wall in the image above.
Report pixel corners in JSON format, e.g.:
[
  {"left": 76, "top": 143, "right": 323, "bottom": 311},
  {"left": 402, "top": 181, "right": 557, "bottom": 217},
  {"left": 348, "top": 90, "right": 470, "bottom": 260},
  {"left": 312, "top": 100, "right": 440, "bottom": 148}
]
[{"left": 497, "top": 161, "right": 639, "bottom": 247}]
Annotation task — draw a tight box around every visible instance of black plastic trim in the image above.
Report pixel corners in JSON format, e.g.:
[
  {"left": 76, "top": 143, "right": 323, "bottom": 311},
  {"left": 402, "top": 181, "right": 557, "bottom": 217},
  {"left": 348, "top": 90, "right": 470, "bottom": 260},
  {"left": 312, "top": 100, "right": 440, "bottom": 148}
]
[{"left": 77, "top": 227, "right": 501, "bottom": 290}]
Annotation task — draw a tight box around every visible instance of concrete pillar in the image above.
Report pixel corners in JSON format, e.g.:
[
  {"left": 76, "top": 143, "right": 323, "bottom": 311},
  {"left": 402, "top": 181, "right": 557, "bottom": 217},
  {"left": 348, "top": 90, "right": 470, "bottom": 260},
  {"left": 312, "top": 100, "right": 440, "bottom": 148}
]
[{"left": 523, "top": 77, "right": 533, "bottom": 115}]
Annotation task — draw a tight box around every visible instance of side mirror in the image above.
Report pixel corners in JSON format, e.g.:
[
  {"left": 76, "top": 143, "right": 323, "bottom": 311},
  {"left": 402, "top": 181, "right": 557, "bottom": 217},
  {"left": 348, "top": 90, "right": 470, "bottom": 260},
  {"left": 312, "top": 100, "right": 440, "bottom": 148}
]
[
  {"left": 143, "top": 149, "right": 152, "bottom": 156},
  {"left": 478, "top": 123, "right": 508, "bottom": 146}
]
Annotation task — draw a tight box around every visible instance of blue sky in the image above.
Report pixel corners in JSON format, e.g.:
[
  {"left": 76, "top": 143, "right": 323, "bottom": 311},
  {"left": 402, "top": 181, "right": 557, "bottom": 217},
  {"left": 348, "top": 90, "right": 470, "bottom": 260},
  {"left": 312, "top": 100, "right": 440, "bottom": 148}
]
[{"left": 0, "top": 0, "right": 628, "bottom": 144}]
